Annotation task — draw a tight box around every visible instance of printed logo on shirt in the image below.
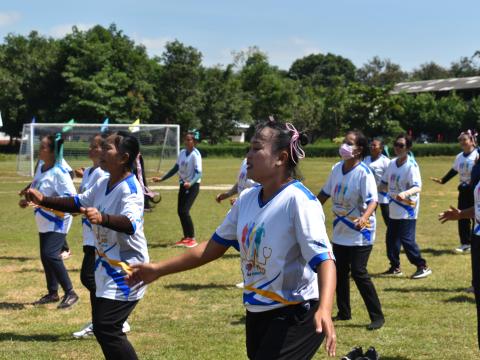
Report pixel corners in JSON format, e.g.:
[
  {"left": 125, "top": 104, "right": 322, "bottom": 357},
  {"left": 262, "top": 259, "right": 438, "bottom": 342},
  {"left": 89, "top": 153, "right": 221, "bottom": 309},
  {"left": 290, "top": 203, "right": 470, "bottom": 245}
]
[{"left": 240, "top": 222, "right": 271, "bottom": 276}]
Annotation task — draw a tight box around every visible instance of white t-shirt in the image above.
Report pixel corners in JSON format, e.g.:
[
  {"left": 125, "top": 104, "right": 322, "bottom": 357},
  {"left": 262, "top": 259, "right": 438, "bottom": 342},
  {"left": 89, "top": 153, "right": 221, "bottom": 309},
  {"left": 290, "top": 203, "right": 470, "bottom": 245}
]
[
  {"left": 31, "top": 164, "right": 77, "bottom": 234},
  {"left": 213, "top": 180, "right": 334, "bottom": 313},
  {"left": 75, "top": 175, "right": 149, "bottom": 301},
  {"left": 79, "top": 166, "right": 109, "bottom": 247},
  {"left": 364, "top": 155, "right": 391, "bottom": 204},
  {"left": 38, "top": 159, "right": 73, "bottom": 173},
  {"left": 452, "top": 149, "right": 478, "bottom": 185},
  {"left": 237, "top": 159, "right": 257, "bottom": 194},
  {"left": 321, "top": 161, "right": 378, "bottom": 246},
  {"left": 473, "top": 181, "right": 480, "bottom": 236},
  {"left": 381, "top": 156, "right": 422, "bottom": 220},
  {"left": 177, "top": 148, "right": 202, "bottom": 184}
]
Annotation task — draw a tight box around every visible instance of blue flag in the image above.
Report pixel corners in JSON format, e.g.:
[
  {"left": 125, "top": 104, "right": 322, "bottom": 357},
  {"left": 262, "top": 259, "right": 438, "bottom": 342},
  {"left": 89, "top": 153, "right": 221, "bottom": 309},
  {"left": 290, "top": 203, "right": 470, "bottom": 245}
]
[{"left": 101, "top": 118, "right": 109, "bottom": 133}]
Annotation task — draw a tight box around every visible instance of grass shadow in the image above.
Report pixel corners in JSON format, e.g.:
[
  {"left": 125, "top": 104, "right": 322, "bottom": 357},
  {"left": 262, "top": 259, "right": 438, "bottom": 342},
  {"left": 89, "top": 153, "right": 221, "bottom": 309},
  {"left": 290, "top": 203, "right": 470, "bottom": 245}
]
[
  {"left": 13, "top": 268, "right": 80, "bottom": 273},
  {"left": 384, "top": 287, "right": 466, "bottom": 293},
  {"left": 444, "top": 295, "right": 476, "bottom": 304},
  {"left": 222, "top": 253, "right": 240, "bottom": 259},
  {"left": 230, "top": 315, "right": 245, "bottom": 326},
  {"left": 148, "top": 243, "right": 174, "bottom": 249},
  {"left": 420, "top": 248, "right": 456, "bottom": 256},
  {"left": 0, "top": 256, "right": 35, "bottom": 262},
  {"left": 164, "top": 283, "right": 236, "bottom": 291},
  {"left": 0, "top": 332, "right": 65, "bottom": 342},
  {"left": 0, "top": 302, "right": 28, "bottom": 310},
  {"left": 380, "top": 357, "right": 412, "bottom": 360}
]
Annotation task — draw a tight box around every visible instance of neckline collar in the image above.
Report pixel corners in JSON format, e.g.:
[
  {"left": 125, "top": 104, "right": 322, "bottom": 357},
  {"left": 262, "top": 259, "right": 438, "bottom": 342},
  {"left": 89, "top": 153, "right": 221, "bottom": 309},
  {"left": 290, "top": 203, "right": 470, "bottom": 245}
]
[{"left": 258, "top": 179, "right": 297, "bottom": 208}]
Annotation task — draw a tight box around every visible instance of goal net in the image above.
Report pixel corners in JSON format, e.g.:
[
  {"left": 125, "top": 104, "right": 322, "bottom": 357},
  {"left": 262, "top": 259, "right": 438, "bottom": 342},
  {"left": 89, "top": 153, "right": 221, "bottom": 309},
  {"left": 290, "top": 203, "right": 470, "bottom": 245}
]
[{"left": 17, "top": 123, "right": 180, "bottom": 177}]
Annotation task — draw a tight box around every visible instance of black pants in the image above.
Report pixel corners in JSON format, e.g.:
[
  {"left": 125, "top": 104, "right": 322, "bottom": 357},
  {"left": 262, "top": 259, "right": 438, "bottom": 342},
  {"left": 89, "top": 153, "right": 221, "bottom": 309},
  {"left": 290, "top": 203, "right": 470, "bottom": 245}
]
[
  {"left": 177, "top": 183, "right": 199, "bottom": 238},
  {"left": 379, "top": 203, "right": 389, "bottom": 227},
  {"left": 333, "top": 244, "right": 384, "bottom": 322},
  {"left": 386, "top": 219, "right": 426, "bottom": 269},
  {"left": 458, "top": 185, "right": 474, "bottom": 245},
  {"left": 471, "top": 235, "right": 480, "bottom": 348},
  {"left": 39, "top": 232, "right": 73, "bottom": 294},
  {"left": 246, "top": 301, "right": 324, "bottom": 360},
  {"left": 93, "top": 297, "right": 139, "bottom": 360},
  {"left": 81, "top": 245, "right": 96, "bottom": 309}
]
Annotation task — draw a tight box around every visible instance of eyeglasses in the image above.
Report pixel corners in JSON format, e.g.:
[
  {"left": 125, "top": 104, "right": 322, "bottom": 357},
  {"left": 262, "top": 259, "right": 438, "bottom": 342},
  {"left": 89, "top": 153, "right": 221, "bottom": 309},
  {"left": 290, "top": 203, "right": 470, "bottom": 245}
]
[{"left": 393, "top": 142, "right": 406, "bottom": 149}]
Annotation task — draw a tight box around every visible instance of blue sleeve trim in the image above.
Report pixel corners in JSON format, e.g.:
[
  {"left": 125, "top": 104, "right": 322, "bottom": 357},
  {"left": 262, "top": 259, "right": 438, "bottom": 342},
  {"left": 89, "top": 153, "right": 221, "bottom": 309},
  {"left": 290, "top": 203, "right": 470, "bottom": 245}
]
[
  {"left": 293, "top": 182, "right": 317, "bottom": 200},
  {"left": 125, "top": 174, "right": 138, "bottom": 194},
  {"left": 74, "top": 195, "right": 83, "bottom": 209},
  {"left": 190, "top": 171, "right": 202, "bottom": 185},
  {"left": 308, "top": 253, "right": 335, "bottom": 272},
  {"left": 212, "top": 232, "right": 239, "bottom": 251}
]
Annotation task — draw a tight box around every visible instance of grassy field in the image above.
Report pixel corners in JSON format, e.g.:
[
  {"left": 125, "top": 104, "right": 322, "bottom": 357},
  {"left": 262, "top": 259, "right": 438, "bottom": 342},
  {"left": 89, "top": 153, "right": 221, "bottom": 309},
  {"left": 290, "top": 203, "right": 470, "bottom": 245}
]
[{"left": 0, "top": 156, "right": 478, "bottom": 359}]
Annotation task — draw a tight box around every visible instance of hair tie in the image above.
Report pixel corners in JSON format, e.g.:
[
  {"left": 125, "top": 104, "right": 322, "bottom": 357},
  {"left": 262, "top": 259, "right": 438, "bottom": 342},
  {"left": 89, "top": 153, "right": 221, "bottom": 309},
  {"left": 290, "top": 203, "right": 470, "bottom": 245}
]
[
  {"left": 54, "top": 133, "right": 63, "bottom": 165},
  {"left": 285, "top": 123, "right": 305, "bottom": 164}
]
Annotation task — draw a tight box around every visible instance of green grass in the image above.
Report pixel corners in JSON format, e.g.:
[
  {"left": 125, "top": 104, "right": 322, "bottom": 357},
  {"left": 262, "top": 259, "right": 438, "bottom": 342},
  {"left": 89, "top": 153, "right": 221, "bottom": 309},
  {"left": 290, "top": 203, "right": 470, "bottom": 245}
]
[{"left": 0, "top": 156, "right": 478, "bottom": 359}]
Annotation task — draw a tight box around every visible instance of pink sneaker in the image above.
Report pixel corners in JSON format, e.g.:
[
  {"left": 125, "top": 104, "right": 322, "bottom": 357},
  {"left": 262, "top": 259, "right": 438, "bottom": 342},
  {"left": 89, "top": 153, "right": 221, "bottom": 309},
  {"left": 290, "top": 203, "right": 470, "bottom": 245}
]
[
  {"left": 182, "top": 238, "right": 198, "bottom": 248},
  {"left": 174, "top": 238, "right": 187, "bottom": 247}
]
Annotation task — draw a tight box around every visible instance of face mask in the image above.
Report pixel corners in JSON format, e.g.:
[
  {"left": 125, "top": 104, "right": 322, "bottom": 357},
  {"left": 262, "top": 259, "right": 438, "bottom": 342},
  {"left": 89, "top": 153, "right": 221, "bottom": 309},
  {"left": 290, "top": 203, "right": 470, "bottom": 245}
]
[{"left": 339, "top": 143, "right": 355, "bottom": 160}]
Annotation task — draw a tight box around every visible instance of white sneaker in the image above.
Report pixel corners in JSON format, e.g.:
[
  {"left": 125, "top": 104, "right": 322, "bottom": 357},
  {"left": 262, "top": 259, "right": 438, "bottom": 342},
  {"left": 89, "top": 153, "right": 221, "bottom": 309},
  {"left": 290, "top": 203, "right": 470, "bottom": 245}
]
[
  {"left": 455, "top": 244, "right": 471, "bottom": 253},
  {"left": 73, "top": 323, "right": 93, "bottom": 338},
  {"left": 122, "top": 321, "right": 131, "bottom": 333},
  {"left": 235, "top": 282, "right": 244, "bottom": 289}
]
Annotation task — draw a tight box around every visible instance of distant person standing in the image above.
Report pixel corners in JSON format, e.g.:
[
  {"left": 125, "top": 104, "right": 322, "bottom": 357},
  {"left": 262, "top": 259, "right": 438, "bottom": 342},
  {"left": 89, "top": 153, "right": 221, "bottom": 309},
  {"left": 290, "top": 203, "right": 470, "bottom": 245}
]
[
  {"left": 153, "top": 132, "right": 202, "bottom": 248},
  {"left": 431, "top": 130, "right": 478, "bottom": 253},
  {"left": 216, "top": 158, "right": 258, "bottom": 205}
]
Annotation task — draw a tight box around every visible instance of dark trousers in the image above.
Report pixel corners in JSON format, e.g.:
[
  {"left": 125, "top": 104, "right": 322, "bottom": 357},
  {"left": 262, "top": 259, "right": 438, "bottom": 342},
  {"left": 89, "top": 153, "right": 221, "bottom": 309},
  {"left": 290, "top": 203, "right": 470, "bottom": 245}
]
[
  {"left": 92, "top": 297, "right": 139, "bottom": 360},
  {"left": 39, "top": 232, "right": 73, "bottom": 294},
  {"left": 458, "top": 185, "right": 474, "bottom": 245},
  {"left": 332, "top": 244, "right": 384, "bottom": 322},
  {"left": 177, "top": 183, "right": 199, "bottom": 238},
  {"left": 471, "top": 235, "right": 480, "bottom": 349},
  {"left": 81, "top": 245, "right": 97, "bottom": 309},
  {"left": 246, "top": 301, "right": 324, "bottom": 360},
  {"left": 379, "top": 203, "right": 389, "bottom": 227},
  {"left": 386, "top": 219, "right": 426, "bottom": 269}
]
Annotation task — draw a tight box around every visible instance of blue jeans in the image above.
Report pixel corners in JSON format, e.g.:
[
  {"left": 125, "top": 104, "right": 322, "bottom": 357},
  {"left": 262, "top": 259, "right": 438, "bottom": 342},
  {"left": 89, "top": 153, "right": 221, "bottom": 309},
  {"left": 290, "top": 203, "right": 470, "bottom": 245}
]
[{"left": 386, "top": 219, "right": 426, "bottom": 269}]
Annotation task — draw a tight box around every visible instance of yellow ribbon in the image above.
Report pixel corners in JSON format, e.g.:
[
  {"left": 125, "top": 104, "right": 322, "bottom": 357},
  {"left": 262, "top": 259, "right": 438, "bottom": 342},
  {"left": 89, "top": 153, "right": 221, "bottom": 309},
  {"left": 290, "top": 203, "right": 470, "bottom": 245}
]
[
  {"left": 243, "top": 284, "right": 301, "bottom": 305},
  {"left": 96, "top": 248, "right": 133, "bottom": 275}
]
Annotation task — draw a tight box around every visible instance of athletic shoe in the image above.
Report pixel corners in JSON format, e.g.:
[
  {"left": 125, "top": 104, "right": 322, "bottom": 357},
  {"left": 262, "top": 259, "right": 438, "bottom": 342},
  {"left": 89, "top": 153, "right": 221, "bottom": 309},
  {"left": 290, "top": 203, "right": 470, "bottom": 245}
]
[
  {"left": 122, "top": 321, "right": 131, "bottom": 333},
  {"left": 182, "top": 238, "right": 198, "bottom": 248},
  {"left": 33, "top": 293, "right": 60, "bottom": 305},
  {"left": 363, "top": 346, "right": 379, "bottom": 360},
  {"left": 367, "top": 318, "right": 385, "bottom": 330},
  {"left": 235, "top": 282, "right": 244, "bottom": 289},
  {"left": 341, "top": 346, "right": 363, "bottom": 360},
  {"left": 466, "top": 286, "right": 475, "bottom": 293},
  {"left": 455, "top": 244, "right": 471, "bottom": 253},
  {"left": 73, "top": 323, "right": 94, "bottom": 339},
  {"left": 59, "top": 249, "right": 72, "bottom": 260},
  {"left": 57, "top": 291, "right": 79, "bottom": 309},
  {"left": 381, "top": 267, "right": 403, "bottom": 276},
  {"left": 411, "top": 266, "right": 432, "bottom": 279},
  {"left": 332, "top": 313, "right": 352, "bottom": 321}
]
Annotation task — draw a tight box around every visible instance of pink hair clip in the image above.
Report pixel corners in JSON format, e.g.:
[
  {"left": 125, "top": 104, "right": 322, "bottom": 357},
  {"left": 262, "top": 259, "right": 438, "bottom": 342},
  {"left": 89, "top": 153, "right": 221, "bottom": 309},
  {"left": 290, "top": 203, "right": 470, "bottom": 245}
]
[{"left": 285, "top": 122, "right": 305, "bottom": 164}]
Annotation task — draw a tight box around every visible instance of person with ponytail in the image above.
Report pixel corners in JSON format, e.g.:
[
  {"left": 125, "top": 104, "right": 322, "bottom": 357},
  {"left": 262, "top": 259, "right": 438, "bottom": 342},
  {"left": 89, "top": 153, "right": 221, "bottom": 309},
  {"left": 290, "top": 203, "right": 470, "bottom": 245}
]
[
  {"left": 18, "top": 133, "right": 79, "bottom": 308},
  {"left": 431, "top": 130, "right": 479, "bottom": 253},
  {"left": 318, "top": 130, "right": 385, "bottom": 330},
  {"left": 126, "top": 119, "right": 337, "bottom": 359}
]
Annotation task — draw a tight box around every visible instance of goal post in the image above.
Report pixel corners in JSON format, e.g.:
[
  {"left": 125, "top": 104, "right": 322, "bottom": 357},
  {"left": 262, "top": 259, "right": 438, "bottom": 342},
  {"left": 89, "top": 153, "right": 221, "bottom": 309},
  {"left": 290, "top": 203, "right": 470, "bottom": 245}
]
[{"left": 17, "top": 123, "right": 180, "bottom": 177}]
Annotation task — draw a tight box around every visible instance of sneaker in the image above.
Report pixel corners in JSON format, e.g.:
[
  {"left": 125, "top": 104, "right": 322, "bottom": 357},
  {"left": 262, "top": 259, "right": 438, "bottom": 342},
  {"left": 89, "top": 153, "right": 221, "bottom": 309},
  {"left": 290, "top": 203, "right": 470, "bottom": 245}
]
[
  {"left": 57, "top": 291, "right": 79, "bottom": 309},
  {"left": 341, "top": 346, "right": 363, "bottom": 360},
  {"left": 332, "top": 313, "right": 352, "bottom": 321},
  {"left": 122, "top": 321, "right": 131, "bottom": 333},
  {"left": 73, "top": 323, "right": 94, "bottom": 338},
  {"left": 363, "top": 346, "right": 379, "bottom": 360},
  {"left": 59, "top": 250, "right": 72, "bottom": 260},
  {"left": 411, "top": 266, "right": 432, "bottom": 279},
  {"left": 174, "top": 238, "right": 188, "bottom": 247},
  {"left": 235, "top": 282, "right": 244, "bottom": 289},
  {"left": 182, "top": 238, "right": 198, "bottom": 248},
  {"left": 381, "top": 267, "right": 403, "bottom": 276},
  {"left": 367, "top": 318, "right": 385, "bottom": 330},
  {"left": 33, "top": 293, "right": 60, "bottom": 305},
  {"left": 455, "top": 244, "right": 471, "bottom": 253}
]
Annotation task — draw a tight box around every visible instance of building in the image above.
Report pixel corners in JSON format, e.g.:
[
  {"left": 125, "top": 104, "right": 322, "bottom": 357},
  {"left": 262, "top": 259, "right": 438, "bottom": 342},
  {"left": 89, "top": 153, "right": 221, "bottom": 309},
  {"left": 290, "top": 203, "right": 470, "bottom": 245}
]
[{"left": 392, "top": 76, "right": 480, "bottom": 99}]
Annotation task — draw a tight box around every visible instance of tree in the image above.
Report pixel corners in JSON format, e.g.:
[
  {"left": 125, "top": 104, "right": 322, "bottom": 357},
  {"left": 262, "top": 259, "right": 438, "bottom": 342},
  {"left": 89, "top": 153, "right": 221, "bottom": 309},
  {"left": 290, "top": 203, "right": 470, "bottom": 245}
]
[
  {"left": 410, "top": 62, "right": 451, "bottom": 81},
  {"left": 450, "top": 56, "right": 480, "bottom": 77},
  {"left": 357, "top": 56, "right": 407, "bottom": 87}
]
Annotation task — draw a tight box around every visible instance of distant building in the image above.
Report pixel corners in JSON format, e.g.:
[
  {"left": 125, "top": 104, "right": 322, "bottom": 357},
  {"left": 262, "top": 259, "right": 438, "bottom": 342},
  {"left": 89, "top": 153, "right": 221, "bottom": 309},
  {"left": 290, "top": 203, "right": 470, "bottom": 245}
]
[
  {"left": 229, "top": 121, "right": 251, "bottom": 143},
  {"left": 392, "top": 76, "right": 480, "bottom": 99}
]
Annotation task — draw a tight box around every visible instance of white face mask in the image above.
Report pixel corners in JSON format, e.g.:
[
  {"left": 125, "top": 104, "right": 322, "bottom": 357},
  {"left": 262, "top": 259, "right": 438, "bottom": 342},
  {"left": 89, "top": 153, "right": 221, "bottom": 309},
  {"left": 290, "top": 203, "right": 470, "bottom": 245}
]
[{"left": 339, "top": 143, "right": 355, "bottom": 160}]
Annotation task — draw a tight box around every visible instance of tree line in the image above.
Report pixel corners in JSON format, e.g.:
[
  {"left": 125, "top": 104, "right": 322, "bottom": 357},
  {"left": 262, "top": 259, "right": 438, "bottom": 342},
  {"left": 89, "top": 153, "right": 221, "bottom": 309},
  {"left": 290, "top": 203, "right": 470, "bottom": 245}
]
[{"left": 1, "top": 23, "right": 480, "bottom": 143}]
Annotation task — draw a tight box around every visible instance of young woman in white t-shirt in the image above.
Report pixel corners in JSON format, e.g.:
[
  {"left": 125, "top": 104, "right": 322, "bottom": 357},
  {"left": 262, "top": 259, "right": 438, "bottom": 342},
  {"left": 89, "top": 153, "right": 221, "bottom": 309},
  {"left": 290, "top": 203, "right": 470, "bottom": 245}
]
[
  {"left": 127, "top": 120, "right": 337, "bottom": 359},
  {"left": 26, "top": 131, "right": 148, "bottom": 360}
]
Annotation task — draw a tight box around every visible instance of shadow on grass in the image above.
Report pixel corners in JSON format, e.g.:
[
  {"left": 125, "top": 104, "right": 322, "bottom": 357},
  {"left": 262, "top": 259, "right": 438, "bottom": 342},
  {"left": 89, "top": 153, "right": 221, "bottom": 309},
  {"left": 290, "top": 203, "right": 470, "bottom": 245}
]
[
  {"left": 231, "top": 315, "right": 245, "bottom": 326},
  {"left": 444, "top": 295, "right": 476, "bottom": 304},
  {"left": 164, "top": 283, "right": 236, "bottom": 291},
  {"left": 0, "top": 332, "right": 65, "bottom": 342},
  {"left": 420, "top": 247, "right": 455, "bottom": 256},
  {"left": 380, "top": 357, "right": 411, "bottom": 360},
  {"left": 222, "top": 253, "right": 240, "bottom": 259},
  {"left": 12, "top": 268, "right": 80, "bottom": 273},
  {"left": 0, "top": 302, "right": 28, "bottom": 310},
  {"left": 148, "top": 242, "right": 174, "bottom": 249},
  {"left": 384, "top": 287, "right": 466, "bottom": 293},
  {"left": 0, "top": 256, "right": 35, "bottom": 262}
]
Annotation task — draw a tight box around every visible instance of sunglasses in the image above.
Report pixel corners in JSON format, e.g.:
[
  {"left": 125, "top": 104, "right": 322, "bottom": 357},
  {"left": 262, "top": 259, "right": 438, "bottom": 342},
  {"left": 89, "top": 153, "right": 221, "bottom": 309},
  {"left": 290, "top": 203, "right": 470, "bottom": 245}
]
[{"left": 393, "top": 142, "right": 406, "bottom": 148}]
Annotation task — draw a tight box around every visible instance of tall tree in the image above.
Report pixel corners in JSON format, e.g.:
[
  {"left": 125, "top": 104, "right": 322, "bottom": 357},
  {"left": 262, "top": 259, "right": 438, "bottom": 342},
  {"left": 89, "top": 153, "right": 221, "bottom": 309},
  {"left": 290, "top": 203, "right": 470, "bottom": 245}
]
[
  {"left": 410, "top": 62, "right": 451, "bottom": 81},
  {"left": 357, "top": 56, "right": 407, "bottom": 87}
]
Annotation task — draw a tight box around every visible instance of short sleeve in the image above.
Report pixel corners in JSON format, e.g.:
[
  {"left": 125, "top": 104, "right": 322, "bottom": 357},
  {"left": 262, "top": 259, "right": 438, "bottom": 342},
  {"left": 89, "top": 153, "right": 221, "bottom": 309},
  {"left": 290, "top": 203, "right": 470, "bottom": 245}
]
[
  {"left": 120, "top": 191, "right": 144, "bottom": 234},
  {"left": 293, "top": 197, "right": 334, "bottom": 272},
  {"left": 321, "top": 170, "right": 334, "bottom": 197},
  {"left": 362, "top": 171, "right": 378, "bottom": 204},
  {"left": 409, "top": 163, "right": 422, "bottom": 188},
  {"left": 381, "top": 164, "right": 390, "bottom": 185},
  {"left": 194, "top": 151, "right": 202, "bottom": 174},
  {"left": 55, "top": 170, "right": 77, "bottom": 197},
  {"left": 76, "top": 178, "right": 103, "bottom": 208},
  {"left": 212, "top": 199, "right": 240, "bottom": 251},
  {"left": 452, "top": 154, "right": 460, "bottom": 172}
]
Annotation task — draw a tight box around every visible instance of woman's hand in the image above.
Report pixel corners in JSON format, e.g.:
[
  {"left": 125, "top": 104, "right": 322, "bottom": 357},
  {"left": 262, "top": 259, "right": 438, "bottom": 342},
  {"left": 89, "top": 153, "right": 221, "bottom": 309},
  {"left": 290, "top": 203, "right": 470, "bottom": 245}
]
[
  {"left": 396, "top": 192, "right": 407, "bottom": 201},
  {"left": 18, "top": 199, "right": 29, "bottom": 208},
  {"left": 80, "top": 207, "right": 103, "bottom": 224},
  {"left": 314, "top": 308, "right": 336, "bottom": 357},
  {"left": 438, "top": 206, "right": 461, "bottom": 223},
  {"left": 152, "top": 177, "right": 163, "bottom": 183},
  {"left": 183, "top": 181, "right": 191, "bottom": 189},
  {"left": 25, "top": 188, "right": 44, "bottom": 205},
  {"left": 430, "top": 177, "right": 443, "bottom": 184},
  {"left": 126, "top": 262, "right": 161, "bottom": 286},
  {"left": 216, "top": 192, "right": 229, "bottom": 203},
  {"left": 354, "top": 216, "right": 368, "bottom": 230}
]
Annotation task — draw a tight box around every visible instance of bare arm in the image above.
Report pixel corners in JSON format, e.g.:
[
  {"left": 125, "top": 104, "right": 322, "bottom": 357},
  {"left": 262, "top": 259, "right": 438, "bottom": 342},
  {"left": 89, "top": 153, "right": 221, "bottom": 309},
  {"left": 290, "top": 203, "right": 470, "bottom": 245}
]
[
  {"left": 317, "top": 192, "right": 329, "bottom": 205},
  {"left": 356, "top": 201, "right": 377, "bottom": 229},
  {"left": 439, "top": 206, "right": 475, "bottom": 223}
]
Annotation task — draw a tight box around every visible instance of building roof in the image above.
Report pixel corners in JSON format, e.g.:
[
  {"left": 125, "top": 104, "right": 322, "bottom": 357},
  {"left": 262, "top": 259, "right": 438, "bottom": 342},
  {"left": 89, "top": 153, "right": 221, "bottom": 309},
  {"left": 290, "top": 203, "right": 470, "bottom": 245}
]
[{"left": 392, "top": 76, "right": 480, "bottom": 94}]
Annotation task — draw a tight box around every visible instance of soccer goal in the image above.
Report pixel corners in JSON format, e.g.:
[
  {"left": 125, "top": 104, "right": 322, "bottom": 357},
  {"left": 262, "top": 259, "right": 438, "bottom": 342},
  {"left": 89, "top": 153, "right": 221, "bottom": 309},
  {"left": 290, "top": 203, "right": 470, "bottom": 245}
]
[{"left": 17, "top": 123, "right": 180, "bottom": 177}]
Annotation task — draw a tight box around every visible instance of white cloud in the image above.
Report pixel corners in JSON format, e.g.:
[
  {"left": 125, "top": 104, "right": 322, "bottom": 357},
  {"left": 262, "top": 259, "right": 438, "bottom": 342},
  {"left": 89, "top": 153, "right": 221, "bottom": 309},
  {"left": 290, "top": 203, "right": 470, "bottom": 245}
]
[
  {"left": 48, "top": 23, "right": 95, "bottom": 38},
  {"left": 0, "top": 11, "right": 21, "bottom": 27},
  {"left": 132, "top": 35, "right": 172, "bottom": 57}
]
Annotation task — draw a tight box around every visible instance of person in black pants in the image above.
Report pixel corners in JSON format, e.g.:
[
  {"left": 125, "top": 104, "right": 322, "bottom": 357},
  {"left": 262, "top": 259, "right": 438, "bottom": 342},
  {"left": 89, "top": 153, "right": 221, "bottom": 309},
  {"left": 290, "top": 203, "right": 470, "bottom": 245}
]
[
  {"left": 318, "top": 130, "right": 384, "bottom": 330},
  {"left": 432, "top": 130, "right": 478, "bottom": 253},
  {"left": 153, "top": 132, "right": 202, "bottom": 248}
]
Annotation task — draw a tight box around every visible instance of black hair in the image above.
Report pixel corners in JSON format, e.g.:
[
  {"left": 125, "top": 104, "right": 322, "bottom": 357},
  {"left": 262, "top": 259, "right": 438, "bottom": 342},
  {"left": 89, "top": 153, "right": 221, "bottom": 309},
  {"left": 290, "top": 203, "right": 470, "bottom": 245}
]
[
  {"left": 254, "top": 120, "right": 309, "bottom": 180},
  {"left": 346, "top": 130, "right": 369, "bottom": 159},
  {"left": 396, "top": 133, "right": 413, "bottom": 149},
  {"left": 111, "top": 131, "right": 140, "bottom": 170},
  {"left": 371, "top": 137, "right": 385, "bottom": 147},
  {"left": 43, "top": 134, "right": 64, "bottom": 163}
]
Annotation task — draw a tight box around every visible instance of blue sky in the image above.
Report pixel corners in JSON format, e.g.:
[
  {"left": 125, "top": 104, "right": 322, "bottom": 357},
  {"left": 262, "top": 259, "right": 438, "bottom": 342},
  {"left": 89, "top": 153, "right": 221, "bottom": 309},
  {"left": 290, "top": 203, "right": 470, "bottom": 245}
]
[{"left": 0, "top": 0, "right": 479, "bottom": 71}]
